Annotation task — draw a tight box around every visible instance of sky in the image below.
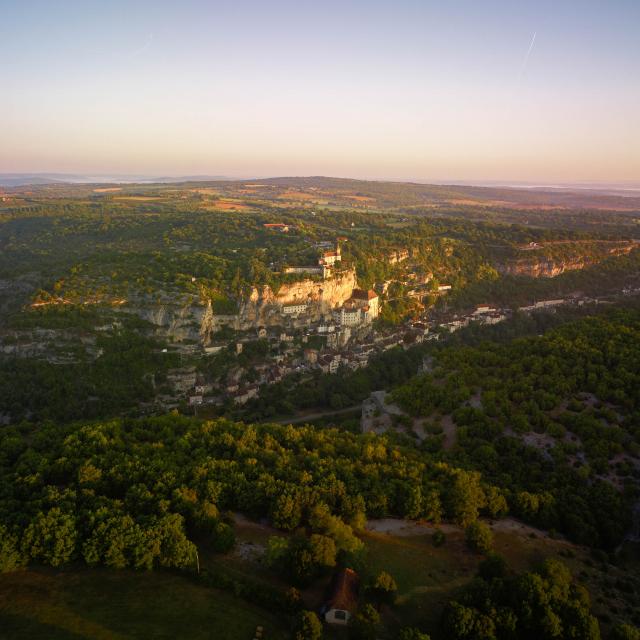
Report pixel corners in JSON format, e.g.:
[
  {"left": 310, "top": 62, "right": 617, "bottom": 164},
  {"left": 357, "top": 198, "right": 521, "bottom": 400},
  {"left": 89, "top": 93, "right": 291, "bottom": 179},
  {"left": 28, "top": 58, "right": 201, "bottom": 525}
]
[{"left": 1, "top": 0, "right": 639, "bottom": 183}]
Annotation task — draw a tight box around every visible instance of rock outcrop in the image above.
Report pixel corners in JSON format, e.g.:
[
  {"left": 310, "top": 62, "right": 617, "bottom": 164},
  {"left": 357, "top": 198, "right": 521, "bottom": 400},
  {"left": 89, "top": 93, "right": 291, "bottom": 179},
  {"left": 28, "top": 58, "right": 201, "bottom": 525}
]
[
  {"left": 237, "top": 268, "right": 357, "bottom": 329},
  {"left": 499, "top": 244, "right": 638, "bottom": 278},
  {"left": 125, "top": 269, "right": 359, "bottom": 344}
]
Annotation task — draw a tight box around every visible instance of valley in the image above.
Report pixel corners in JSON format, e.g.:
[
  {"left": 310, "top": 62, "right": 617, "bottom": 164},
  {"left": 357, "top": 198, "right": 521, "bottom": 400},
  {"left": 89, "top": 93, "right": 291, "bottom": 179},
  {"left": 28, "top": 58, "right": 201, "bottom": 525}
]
[{"left": 1, "top": 177, "right": 640, "bottom": 640}]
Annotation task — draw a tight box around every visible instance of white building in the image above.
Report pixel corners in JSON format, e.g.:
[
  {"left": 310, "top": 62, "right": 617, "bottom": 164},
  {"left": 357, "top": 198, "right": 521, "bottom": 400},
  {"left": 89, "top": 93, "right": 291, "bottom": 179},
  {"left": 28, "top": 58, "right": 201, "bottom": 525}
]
[
  {"left": 350, "top": 289, "right": 379, "bottom": 322},
  {"left": 319, "top": 245, "right": 341, "bottom": 267},
  {"left": 340, "top": 304, "right": 362, "bottom": 326},
  {"left": 282, "top": 302, "right": 308, "bottom": 315}
]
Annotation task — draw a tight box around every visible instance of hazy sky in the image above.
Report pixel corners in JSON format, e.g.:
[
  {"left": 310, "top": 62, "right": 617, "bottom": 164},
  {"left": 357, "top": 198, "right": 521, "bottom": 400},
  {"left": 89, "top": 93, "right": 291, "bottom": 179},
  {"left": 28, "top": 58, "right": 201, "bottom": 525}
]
[{"left": 1, "top": 0, "right": 639, "bottom": 182}]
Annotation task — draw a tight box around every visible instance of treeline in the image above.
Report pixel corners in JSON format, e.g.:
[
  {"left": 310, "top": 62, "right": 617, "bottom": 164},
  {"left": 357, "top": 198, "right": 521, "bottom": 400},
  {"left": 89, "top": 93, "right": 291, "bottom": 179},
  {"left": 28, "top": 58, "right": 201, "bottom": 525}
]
[
  {"left": 0, "top": 415, "right": 506, "bottom": 574},
  {"left": 441, "top": 556, "right": 601, "bottom": 640},
  {"left": 0, "top": 329, "right": 180, "bottom": 422}
]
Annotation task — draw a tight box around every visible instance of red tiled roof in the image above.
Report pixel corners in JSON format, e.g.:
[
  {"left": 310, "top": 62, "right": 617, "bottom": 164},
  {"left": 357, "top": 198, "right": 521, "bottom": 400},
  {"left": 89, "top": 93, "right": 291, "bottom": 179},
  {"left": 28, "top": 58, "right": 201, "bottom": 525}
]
[
  {"left": 352, "top": 289, "right": 377, "bottom": 300},
  {"left": 326, "top": 568, "right": 359, "bottom": 612}
]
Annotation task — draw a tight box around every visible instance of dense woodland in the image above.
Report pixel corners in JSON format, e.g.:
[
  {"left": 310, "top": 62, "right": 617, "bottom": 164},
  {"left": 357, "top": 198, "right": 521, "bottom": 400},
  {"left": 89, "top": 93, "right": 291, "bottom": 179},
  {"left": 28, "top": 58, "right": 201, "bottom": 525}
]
[
  {"left": 0, "top": 414, "right": 505, "bottom": 575},
  {"left": 392, "top": 309, "right": 640, "bottom": 548}
]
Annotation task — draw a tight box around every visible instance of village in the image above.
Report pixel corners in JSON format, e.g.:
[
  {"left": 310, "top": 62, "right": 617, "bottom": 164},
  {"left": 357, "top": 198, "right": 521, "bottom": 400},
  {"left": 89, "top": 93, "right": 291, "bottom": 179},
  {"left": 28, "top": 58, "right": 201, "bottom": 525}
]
[{"left": 169, "top": 237, "right": 622, "bottom": 414}]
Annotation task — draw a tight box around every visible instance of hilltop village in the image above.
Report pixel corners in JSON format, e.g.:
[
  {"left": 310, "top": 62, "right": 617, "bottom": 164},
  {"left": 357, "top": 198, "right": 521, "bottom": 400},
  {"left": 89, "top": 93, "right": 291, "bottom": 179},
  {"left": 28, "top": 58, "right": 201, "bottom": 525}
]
[{"left": 163, "top": 237, "right": 621, "bottom": 412}]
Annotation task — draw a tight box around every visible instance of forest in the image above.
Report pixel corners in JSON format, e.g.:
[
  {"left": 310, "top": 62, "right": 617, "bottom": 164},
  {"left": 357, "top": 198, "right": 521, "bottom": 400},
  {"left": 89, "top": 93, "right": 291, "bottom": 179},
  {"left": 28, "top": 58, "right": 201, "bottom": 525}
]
[{"left": 391, "top": 308, "right": 640, "bottom": 548}]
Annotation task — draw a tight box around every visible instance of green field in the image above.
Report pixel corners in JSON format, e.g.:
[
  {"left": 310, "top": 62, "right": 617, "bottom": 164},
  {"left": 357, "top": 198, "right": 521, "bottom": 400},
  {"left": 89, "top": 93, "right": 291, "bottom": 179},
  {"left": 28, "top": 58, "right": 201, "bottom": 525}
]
[{"left": 0, "top": 568, "right": 289, "bottom": 640}]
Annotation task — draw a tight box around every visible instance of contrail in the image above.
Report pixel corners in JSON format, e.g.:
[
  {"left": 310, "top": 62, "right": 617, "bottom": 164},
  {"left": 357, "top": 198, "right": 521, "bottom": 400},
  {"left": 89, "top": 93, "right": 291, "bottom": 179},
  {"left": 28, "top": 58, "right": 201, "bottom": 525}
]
[
  {"left": 519, "top": 31, "right": 537, "bottom": 77},
  {"left": 130, "top": 33, "right": 154, "bottom": 58}
]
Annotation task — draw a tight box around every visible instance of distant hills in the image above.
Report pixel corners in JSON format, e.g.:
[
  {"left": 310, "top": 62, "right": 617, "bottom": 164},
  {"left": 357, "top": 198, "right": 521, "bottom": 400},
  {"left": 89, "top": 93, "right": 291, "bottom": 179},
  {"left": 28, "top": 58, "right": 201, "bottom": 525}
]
[
  {"left": 2, "top": 174, "right": 640, "bottom": 211},
  {"left": 0, "top": 173, "right": 233, "bottom": 187}
]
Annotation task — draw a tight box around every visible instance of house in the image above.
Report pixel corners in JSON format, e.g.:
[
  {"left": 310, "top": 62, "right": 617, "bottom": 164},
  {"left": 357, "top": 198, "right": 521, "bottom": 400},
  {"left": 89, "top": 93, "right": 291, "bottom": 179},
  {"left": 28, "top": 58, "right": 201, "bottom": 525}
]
[
  {"left": 328, "top": 357, "right": 341, "bottom": 374},
  {"left": 318, "top": 355, "right": 331, "bottom": 374},
  {"left": 188, "top": 395, "right": 203, "bottom": 406},
  {"left": 204, "top": 344, "right": 225, "bottom": 355},
  {"left": 340, "top": 301, "right": 362, "bottom": 327},
  {"left": 473, "top": 304, "right": 495, "bottom": 315},
  {"left": 303, "top": 348, "right": 318, "bottom": 364},
  {"left": 284, "top": 266, "right": 323, "bottom": 276},
  {"left": 282, "top": 303, "right": 308, "bottom": 316},
  {"left": 438, "top": 284, "right": 452, "bottom": 292},
  {"left": 167, "top": 367, "right": 197, "bottom": 393},
  {"left": 232, "top": 385, "right": 259, "bottom": 405},
  {"left": 257, "top": 326, "right": 267, "bottom": 338},
  {"left": 350, "top": 289, "right": 379, "bottom": 322},
  {"left": 323, "top": 568, "right": 359, "bottom": 625},
  {"left": 263, "top": 223, "right": 290, "bottom": 232},
  {"left": 319, "top": 245, "right": 341, "bottom": 267}
]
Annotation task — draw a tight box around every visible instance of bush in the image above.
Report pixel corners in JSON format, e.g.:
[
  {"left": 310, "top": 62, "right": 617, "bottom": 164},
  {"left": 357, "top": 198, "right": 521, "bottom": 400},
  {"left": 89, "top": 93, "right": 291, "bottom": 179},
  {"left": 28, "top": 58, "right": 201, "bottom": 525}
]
[
  {"left": 399, "top": 628, "right": 431, "bottom": 640},
  {"left": 431, "top": 529, "right": 446, "bottom": 547},
  {"left": 293, "top": 610, "right": 323, "bottom": 640},
  {"left": 368, "top": 571, "right": 398, "bottom": 605},
  {"left": 350, "top": 603, "right": 381, "bottom": 640},
  {"left": 612, "top": 623, "right": 640, "bottom": 640},
  {"left": 465, "top": 521, "right": 493, "bottom": 554}
]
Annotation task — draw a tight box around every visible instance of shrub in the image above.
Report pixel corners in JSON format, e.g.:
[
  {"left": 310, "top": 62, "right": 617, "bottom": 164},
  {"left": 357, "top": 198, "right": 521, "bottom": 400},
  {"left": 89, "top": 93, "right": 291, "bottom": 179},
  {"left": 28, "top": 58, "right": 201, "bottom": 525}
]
[
  {"left": 293, "top": 610, "right": 323, "bottom": 640},
  {"left": 465, "top": 521, "right": 493, "bottom": 554},
  {"left": 432, "top": 529, "right": 446, "bottom": 547}
]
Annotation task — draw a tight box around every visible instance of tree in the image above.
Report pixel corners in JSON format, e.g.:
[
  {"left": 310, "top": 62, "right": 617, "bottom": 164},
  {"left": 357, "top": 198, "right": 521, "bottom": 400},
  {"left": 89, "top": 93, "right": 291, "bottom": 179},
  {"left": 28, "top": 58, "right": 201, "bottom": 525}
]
[
  {"left": 369, "top": 571, "right": 398, "bottom": 605},
  {"left": 446, "top": 471, "right": 486, "bottom": 527},
  {"left": 441, "top": 602, "right": 477, "bottom": 639},
  {"left": 0, "top": 525, "right": 24, "bottom": 572},
  {"left": 477, "top": 553, "right": 507, "bottom": 581},
  {"left": 271, "top": 492, "right": 302, "bottom": 530},
  {"left": 465, "top": 521, "right": 493, "bottom": 554},
  {"left": 399, "top": 629, "right": 431, "bottom": 640},
  {"left": 293, "top": 610, "right": 323, "bottom": 640},
  {"left": 350, "top": 603, "right": 381, "bottom": 640},
  {"left": 611, "top": 624, "right": 640, "bottom": 640},
  {"left": 308, "top": 534, "right": 336, "bottom": 568},
  {"left": 22, "top": 508, "right": 77, "bottom": 567}
]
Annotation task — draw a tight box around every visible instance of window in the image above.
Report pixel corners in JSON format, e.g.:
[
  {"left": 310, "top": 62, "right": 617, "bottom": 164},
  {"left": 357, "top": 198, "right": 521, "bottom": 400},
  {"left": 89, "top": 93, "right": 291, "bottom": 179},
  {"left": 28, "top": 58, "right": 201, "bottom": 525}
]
[{"left": 334, "top": 610, "right": 347, "bottom": 620}]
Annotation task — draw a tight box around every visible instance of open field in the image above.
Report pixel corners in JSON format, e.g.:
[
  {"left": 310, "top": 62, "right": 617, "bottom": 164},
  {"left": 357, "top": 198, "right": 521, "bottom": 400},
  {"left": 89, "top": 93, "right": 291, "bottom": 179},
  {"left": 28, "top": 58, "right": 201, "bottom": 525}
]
[
  {"left": 1, "top": 517, "right": 638, "bottom": 639},
  {"left": 0, "top": 568, "right": 289, "bottom": 640}
]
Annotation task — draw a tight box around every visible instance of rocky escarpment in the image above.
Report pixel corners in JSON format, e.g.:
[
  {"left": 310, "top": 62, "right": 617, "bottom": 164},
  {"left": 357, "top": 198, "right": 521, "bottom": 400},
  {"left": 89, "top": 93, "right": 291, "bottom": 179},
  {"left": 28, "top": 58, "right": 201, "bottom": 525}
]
[
  {"left": 237, "top": 268, "right": 358, "bottom": 329},
  {"left": 499, "top": 257, "right": 592, "bottom": 278},
  {"left": 128, "top": 269, "right": 358, "bottom": 345},
  {"left": 499, "top": 243, "right": 638, "bottom": 278},
  {"left": 122, "top": 299, "right": 206, "bottom": 343}
]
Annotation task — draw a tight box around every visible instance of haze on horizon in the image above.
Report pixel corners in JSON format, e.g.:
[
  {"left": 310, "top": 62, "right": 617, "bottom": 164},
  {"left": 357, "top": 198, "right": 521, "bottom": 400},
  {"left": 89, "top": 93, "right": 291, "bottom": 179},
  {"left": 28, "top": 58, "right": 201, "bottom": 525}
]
[{"left": 1, "top": 0, "right": 639, "bottom": 184}]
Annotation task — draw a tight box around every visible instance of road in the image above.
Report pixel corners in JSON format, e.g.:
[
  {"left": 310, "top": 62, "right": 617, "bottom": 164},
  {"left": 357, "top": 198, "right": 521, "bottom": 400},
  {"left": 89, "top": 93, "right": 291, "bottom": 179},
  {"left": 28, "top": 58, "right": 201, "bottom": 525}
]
[{"left": 272, "top": 404, "right": 361, "bottom": 425}]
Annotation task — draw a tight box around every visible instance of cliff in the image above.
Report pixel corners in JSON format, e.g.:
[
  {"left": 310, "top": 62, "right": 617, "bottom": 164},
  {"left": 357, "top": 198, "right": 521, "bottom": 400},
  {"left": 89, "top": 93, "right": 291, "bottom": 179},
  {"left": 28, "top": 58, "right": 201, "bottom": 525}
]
[
  {"left": 237, "top": 268, "right": 357, "bottom": 329},
  {"left": 499, "top": 257, "right": 591, "bottom": 278},
  {"left": 499, "top": 243, "right": 638, "bottom": 278}
]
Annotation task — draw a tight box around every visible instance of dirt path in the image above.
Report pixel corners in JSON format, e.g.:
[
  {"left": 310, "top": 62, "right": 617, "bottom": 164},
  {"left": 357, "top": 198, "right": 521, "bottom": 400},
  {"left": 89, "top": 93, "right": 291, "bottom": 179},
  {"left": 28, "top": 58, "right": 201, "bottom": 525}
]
[{"left": 271, "top": 404, "right": 361, "bottom": 425}]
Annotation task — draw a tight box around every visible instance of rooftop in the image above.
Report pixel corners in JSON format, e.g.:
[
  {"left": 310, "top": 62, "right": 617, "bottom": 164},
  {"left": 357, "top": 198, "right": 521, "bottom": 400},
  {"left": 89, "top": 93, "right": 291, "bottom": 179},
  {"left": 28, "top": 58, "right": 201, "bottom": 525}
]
[
  {"left": 352, "top": 288, "right": 378, "bottom": 301},
  {"left": 326, "top": 568, "right": 359, "bottom": 612}
]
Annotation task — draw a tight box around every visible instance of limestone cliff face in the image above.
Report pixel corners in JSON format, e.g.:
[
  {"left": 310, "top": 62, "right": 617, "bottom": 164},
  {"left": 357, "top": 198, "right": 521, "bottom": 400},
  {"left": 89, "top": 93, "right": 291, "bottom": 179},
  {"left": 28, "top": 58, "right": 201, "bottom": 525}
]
[
  {"left": 499, "top": 244, "right": 638, "bottom": 278},
  {"left": 125, "top": 300, "right": 205, "bottom": 342},
  {"left": 135, "top": 269, "right": 358, "bottom": 344},
  {"left": 498, "top": 258, "right": 589, "bottom": 278},
  {"left": 238, "top": 268, "right": 357, "bottom": 329}
]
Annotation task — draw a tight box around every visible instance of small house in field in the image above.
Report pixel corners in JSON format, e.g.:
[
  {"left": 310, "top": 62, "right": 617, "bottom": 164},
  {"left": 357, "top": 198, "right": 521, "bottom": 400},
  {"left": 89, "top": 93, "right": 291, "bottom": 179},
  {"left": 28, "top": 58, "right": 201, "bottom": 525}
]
[{"left": 323, "top": 568, "right": 359, "bottom": 625}]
